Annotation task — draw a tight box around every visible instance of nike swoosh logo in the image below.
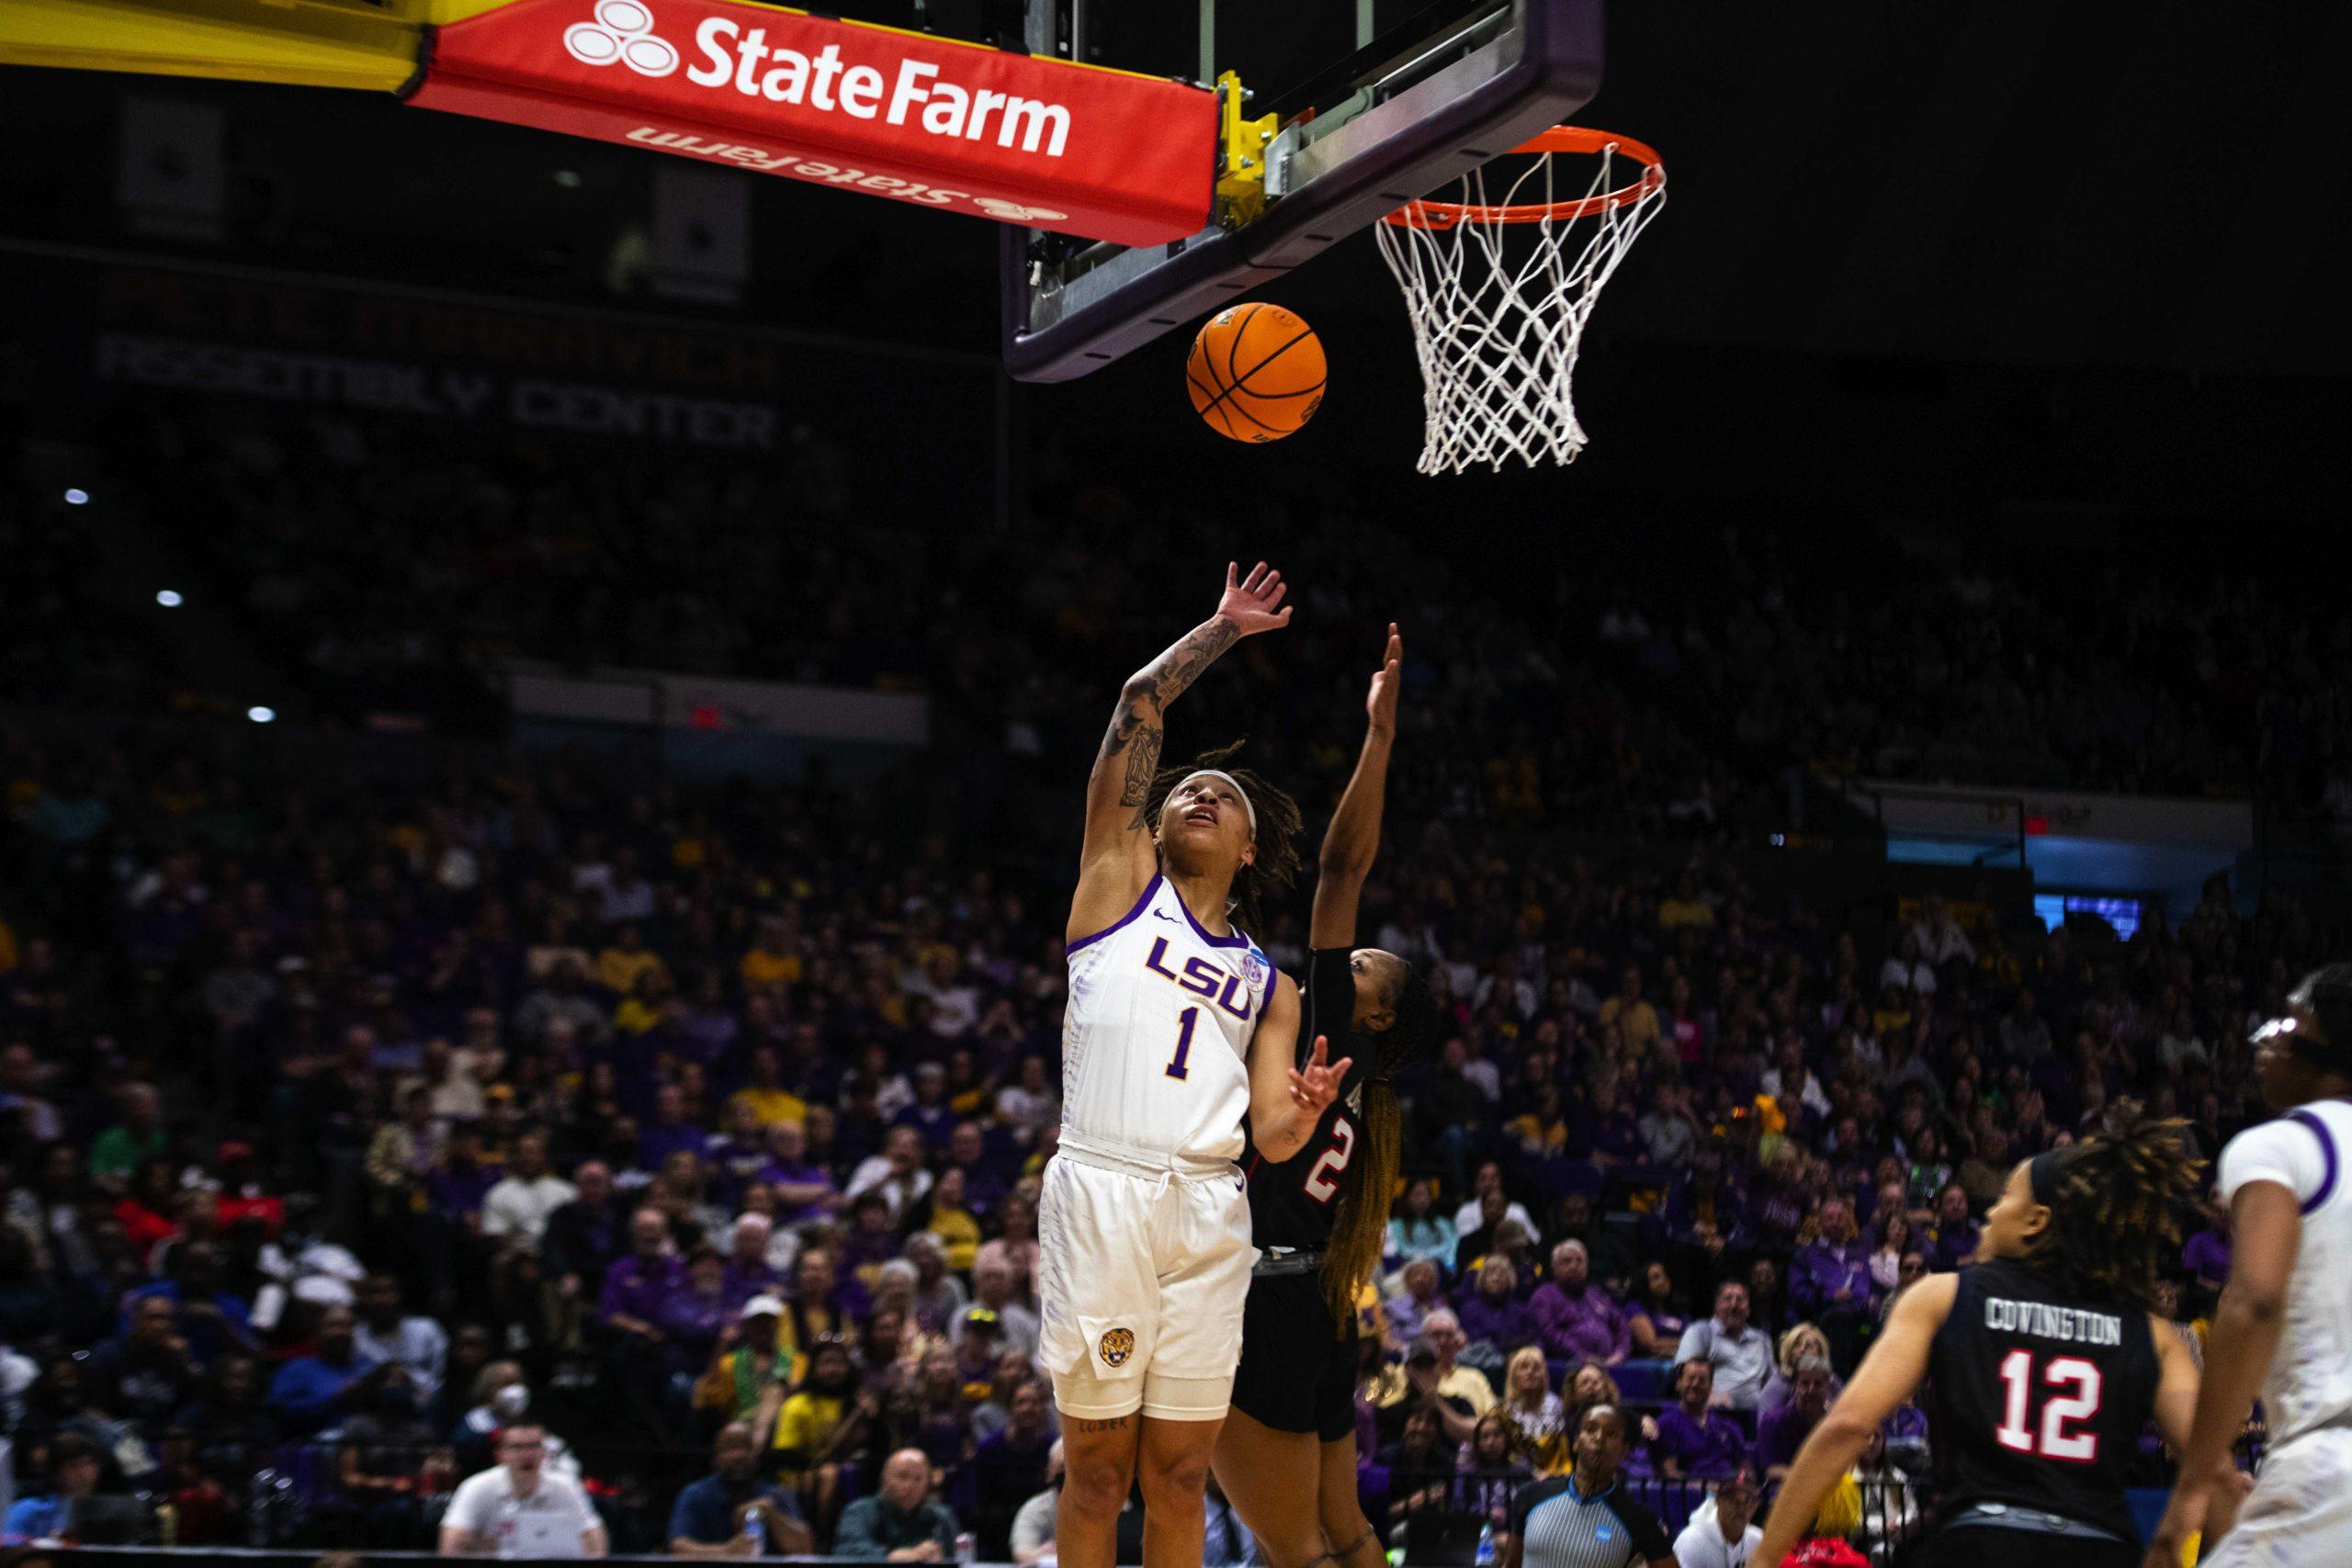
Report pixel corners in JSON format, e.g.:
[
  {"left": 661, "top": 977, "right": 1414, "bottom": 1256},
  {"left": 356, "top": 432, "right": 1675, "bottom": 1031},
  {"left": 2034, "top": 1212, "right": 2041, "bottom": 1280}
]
[{"left": 1152, "top": 909, "right": 1182, "bottom": 923}]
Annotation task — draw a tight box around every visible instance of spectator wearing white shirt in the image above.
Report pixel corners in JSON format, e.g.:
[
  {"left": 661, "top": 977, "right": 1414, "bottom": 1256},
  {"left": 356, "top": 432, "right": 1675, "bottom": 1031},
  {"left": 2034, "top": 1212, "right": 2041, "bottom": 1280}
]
[
  {"left": 1672, "top": 1467, "right": 1761, "bottom": 1568},
  {"left": 439, "top": 1423, "right": 607, "bottom": 1558},
  {"left": 1908, "top": 895, "right": 1975, "bottom": 967},
  {"left": 1673, "top": 1283, "right": 1774, "bottom": 1410},
  {"left": 1452, "top": 1162, "right": 1536, "bottom": 1242},
  {"left": 0, "top": 1045, "right": 61, "bottom": 1144},
  {"left": 1876, "top": 932, "right": 1937, "bottom": 998},
  {"left": 1458, "top": 1038, "right": 1503, "bottom": 1104},
  {"left": 843, "top": 1127, "right": 933, "bottom": 1223},
  {"left": 481, "top": 1133, "right": 577, "bottom": 1249},
  {"left": 1010, "top": 1439, "right": 1063, "bottom": 1565},
  {"left": 994, "top": 1057, "right": 1059, "bottom": 1146},
  {"left": 1473, "top": 957, "right": 1539, "bottom": 1023},
  {"left": 353, "top": 1273, "right": 448, "bottom": 1407},
  {"left": 598, "top": 849, "right": 657, "bottom": 923},
  {"left": 912, "top": 952, "right": 980, "bottom": 1038}
]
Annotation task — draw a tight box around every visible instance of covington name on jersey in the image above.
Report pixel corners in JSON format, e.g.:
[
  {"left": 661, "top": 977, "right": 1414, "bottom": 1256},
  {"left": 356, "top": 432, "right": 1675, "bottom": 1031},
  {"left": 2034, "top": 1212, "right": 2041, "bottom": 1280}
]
[{"left": 1982, "top": 1297, "right": 2124, "bottom": 1346}]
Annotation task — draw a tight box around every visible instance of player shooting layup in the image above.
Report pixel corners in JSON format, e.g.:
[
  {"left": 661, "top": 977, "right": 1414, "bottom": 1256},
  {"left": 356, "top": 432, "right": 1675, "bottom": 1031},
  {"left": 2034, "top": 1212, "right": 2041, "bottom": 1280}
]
[{"left": 1046, "top": 562, "right": 1350, "bottom": 1568}]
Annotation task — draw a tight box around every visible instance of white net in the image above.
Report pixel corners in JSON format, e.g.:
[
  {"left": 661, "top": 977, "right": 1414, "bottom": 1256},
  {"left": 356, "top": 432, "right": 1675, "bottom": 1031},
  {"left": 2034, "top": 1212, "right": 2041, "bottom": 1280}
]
[{"left": 1374, "top": 134, "right": 1666, "bottom": 475}]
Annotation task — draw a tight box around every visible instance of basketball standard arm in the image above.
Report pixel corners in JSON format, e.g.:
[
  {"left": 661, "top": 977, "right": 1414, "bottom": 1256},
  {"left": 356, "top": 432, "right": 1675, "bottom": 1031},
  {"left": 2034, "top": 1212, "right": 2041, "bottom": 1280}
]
[
  {"left": 1248, "top": 973, "right": 1348, "bottom": 1163},
  {"left": 2140, "top": 1179, "right": 2301, "bottom": 1568},
  {"left": 1068, "top": 561, "right": 1291, "bottom": 943},
  {"left": 1754, "top": 1272, "right": 1955, "bottom": 1568},
  {"left": 1308, "top": 625, "right": 1401, "bottom": 950}
]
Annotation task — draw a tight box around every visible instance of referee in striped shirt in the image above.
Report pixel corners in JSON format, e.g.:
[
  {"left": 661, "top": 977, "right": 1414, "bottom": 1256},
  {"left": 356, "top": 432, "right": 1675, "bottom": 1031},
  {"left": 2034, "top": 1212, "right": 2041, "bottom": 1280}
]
[{"left": 1504, "top": 1404, "right": 1675, "bottom": 1568}]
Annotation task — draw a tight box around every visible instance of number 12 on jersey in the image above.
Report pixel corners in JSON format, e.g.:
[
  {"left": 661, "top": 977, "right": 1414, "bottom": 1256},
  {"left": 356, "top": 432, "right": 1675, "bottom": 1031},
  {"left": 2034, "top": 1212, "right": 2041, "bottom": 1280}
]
[{"left": 1995, "top": 1350, "right": 2102, "bottom": 1462}]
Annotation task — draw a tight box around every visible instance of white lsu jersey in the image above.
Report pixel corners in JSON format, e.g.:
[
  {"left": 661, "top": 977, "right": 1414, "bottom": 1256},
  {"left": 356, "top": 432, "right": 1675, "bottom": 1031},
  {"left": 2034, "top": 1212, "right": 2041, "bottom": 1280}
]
[
  {"left": 1062, "top": 874, "right": 1272, "bottom": 1165},
  {"left": 2217, "top": 1099, "right": 2352, "bottom": 1449}
]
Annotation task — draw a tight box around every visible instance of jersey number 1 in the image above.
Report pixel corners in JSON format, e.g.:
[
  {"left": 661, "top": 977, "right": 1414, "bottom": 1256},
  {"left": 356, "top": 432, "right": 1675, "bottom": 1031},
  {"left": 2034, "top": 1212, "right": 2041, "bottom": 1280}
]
[
  {"left": 1994, "top": 1350, "right": 2102, "bottom": 1462},
  {"left": 1167, "top": 1007, "right": 1198, "bottom": 1080}
]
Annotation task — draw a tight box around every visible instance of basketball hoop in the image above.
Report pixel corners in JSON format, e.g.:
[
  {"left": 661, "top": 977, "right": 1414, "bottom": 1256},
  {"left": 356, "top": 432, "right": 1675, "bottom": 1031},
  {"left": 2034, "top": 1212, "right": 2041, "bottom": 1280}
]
[{"left": 1374, "top": 128, "right": 1666, "bottom": 475}]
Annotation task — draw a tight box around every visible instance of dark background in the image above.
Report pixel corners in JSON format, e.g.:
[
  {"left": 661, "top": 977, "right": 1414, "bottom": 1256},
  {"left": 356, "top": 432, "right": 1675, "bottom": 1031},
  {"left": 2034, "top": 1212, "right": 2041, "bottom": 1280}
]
[{"left": 5, "top": 0, "right": 2350, "bottom": 539}]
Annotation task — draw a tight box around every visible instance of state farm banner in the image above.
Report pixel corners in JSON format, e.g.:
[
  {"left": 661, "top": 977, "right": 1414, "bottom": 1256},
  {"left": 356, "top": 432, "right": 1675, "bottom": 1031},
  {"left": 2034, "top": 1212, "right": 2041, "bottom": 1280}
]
[{"left": 409, "top": 0, "right": 1216, "bottom": 246}]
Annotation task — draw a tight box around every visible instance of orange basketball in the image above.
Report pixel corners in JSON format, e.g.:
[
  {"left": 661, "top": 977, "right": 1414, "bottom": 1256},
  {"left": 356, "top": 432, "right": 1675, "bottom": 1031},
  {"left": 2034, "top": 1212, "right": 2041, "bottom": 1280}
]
[{"left": 1187, "top": 303, "right": 1327, "bottom": 443}]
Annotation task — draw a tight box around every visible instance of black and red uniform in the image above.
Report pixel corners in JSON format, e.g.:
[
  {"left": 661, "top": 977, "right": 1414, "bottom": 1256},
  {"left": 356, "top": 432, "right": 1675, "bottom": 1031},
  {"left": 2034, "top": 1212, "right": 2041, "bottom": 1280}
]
[
  {"left": 1920, "top": 1255, "right": 2161, "bottom": 1568},
  {"left": 1231, "top": 947, "right": 1372, "bottom": 1439}
]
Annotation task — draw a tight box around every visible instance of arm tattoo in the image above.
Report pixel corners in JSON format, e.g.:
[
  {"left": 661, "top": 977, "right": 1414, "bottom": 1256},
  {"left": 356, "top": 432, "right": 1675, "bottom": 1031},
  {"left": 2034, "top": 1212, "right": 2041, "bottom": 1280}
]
[
  {"left": 1151, "top": 618, "right": 1239, "bottom": 710},
  {"left": 1093, "top": 617, "right": 1234, "bottom": 829},
  {"left": 1097, "top": 619, "right": 1237, "bottom": 765},
  {"left": 1121, "top": 723, "right": 1163, "bottom": 826}
]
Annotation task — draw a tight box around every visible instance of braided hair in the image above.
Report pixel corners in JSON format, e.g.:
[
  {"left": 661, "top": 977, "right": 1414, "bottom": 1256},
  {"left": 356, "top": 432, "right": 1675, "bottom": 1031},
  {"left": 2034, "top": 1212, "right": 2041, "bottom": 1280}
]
[
  {"left": 1318, "top": 963, "right": 1440, "bottom": 1329},
  {"left": 2027, "top": 1100, "right": 2206, "bottom": 1312},
  {"left": 1146, "top": 739, "right": 1303, "bottom": 941}
]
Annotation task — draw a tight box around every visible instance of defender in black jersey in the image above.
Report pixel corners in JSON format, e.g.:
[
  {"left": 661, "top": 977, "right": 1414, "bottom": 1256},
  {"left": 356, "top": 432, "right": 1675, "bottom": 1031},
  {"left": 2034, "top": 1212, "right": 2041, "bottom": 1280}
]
[
  {"left": 1213, "top": 627, "right": 1439, "bottom": 1568},
  {"left": 1756, "top": 1104, "right": 2213, "bottom": 1568},
  {"left": 1232, "top": 942, "right": 1377, "bottom": 1440}
]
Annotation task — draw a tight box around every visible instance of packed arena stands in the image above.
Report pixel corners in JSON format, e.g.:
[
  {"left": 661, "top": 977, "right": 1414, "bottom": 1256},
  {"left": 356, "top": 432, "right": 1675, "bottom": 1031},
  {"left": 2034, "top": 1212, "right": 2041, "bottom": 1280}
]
[
  {"left": 15, "top": 383, "right": 2352, "bottom": 827},
  {"left": 1, "top": 595, "right": 2334, "bottom": 1557}
]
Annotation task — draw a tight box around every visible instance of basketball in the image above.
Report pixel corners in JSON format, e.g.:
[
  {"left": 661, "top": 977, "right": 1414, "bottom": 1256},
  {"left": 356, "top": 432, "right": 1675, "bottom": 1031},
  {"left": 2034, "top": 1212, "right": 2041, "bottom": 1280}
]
[{"left": 1187, "top": 303, "right": 1327, "bottom": 443}]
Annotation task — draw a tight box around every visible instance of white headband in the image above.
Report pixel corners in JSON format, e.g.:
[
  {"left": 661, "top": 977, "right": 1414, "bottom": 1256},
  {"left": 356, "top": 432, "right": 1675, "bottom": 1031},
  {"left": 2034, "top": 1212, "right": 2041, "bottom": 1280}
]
[{"left": 1170, "top": 769, "right": 1256, "bottom": 836}]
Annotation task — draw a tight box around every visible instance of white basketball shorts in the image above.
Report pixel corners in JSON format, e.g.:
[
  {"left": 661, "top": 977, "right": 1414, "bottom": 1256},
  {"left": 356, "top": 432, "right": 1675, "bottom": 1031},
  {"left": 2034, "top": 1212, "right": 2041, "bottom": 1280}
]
[
  {"left": 1036, "top": 1132, "right": 1257, "bottom": 1422},
  {"left": 2206, "top": 1428, "right": 2352, "bottom": 1568}
]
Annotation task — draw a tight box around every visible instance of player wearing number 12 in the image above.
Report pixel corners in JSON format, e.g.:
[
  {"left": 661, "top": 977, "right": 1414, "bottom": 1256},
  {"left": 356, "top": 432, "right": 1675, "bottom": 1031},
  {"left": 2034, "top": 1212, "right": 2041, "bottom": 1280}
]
[
  {"left": 1756, "top": 1103, "right": 2228, "bottom": 1568},
  {"left": 1045, "top": 563, "right": 1347, "bottom": 1568}
]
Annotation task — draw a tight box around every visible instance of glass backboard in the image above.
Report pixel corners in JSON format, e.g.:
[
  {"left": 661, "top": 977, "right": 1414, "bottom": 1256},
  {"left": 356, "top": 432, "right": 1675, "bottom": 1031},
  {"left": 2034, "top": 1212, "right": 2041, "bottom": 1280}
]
[{"left": 1000, "top": 0, "right": 1603, "bottom": 380}]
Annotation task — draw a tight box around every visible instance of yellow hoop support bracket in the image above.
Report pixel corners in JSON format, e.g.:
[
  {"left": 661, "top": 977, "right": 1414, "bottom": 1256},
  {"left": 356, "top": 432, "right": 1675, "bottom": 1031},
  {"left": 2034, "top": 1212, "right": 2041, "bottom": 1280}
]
[{"left": 1213, "top": 69, "right": 1277, "bottom": 229}]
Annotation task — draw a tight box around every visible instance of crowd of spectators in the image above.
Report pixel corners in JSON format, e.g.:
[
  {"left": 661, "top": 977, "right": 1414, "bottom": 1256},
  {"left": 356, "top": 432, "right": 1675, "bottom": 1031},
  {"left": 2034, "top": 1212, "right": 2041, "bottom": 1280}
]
[
  {"left": 3, "top": 367, "right": 2346, "bottom": 1562},
  {"left": 14, "top": 387, "right": 2352, "bottom": 833},
  {"left": 0, "top": 682, "right": 2334, "bottom": 1557}
]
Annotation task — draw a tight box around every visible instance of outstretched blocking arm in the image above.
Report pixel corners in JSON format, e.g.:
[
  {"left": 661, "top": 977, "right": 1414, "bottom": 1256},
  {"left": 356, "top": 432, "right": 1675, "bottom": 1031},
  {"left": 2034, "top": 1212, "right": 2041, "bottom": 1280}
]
[
  {"left": 1248, "top": 974, "right": 1349, "bottom": 1163},
  {"left": 1069, "top": 562, "right": 1291, "bottom": 944},
  {"left": 1754, "top": 1272, "right": 1955, "bottom": 1568},
  {"left": 1309, "top": 625, "right": 1401, "bottom": 950},
  {"left": 2140, "top": 1179, "right": 2301, "bottom": 1568}
]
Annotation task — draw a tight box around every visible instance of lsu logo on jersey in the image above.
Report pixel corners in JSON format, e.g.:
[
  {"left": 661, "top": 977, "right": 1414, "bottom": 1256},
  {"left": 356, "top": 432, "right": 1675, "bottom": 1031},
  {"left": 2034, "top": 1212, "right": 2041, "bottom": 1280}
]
[
  {"left": 1098, "top": 1327, "right": 1135, "bottom": 1368},
  {"left": 1140, "top": 935, "right": 1255, "bottom": 1021}
]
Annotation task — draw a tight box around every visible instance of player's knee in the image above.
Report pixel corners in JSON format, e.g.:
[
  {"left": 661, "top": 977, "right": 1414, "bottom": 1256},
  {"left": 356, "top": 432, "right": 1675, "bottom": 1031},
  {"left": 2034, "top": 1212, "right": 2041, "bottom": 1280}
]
[
  {"left": 1254, "top": 1525, "right": 1331, "bottom": 1568},
  {"left": 1320, "top": 1514, "right": 1375, "bottom": 1565},
  {"left": 1060, "top": 1451, "right": 1132, "bottom": 1517},
  {"left": 1136, "top": 1445, "right": 1213, "bottom": 1504}
]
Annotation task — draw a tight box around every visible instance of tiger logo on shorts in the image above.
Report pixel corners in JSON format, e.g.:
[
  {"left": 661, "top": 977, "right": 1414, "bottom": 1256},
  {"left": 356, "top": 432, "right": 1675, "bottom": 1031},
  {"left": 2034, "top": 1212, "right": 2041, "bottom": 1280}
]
[{"left": 1098, "top": 1327, "right": 1135, "bottom": 1368}]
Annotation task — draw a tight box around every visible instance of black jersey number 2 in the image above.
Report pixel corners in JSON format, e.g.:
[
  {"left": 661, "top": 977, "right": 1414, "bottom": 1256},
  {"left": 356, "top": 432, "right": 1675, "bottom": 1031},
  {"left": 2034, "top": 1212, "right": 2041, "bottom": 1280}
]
[
  {"left": 1994, "top": 1350, "right": 2103, "bottom": 1463},
  {"left": 1305, "top": 1119, "right": 1357, "bottom": 1201}
]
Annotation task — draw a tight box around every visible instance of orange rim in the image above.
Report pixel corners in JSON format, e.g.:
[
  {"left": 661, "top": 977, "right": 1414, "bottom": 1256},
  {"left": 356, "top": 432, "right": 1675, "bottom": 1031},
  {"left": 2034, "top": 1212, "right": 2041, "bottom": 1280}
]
[{"left": 1384, "top": 127, "right": 1665, "bottom": 229}]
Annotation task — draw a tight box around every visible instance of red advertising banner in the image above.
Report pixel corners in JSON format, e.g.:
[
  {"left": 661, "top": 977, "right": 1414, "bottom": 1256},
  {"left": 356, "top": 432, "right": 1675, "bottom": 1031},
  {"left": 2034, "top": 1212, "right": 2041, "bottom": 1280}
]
[{"left": 407, "top": 0, "right": 1216, "bottom": 247}]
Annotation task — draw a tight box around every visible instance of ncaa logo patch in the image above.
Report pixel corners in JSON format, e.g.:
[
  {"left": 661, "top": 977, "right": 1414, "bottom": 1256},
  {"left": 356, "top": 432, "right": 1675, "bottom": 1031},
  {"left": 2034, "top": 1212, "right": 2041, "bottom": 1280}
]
[
  {"left": 1097, "top": 1327, "right": 1135, "bottom": 1369},
  {"left": 1243, "top": 951, "right": 1267, "bottom": 987}
]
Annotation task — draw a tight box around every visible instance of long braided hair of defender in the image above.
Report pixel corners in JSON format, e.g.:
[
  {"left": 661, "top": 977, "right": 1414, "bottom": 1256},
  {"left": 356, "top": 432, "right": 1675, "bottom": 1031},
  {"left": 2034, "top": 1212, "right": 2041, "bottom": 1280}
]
[
  {"left": 1144, "top": 739, "right": 1303, "bottom": 941},
  {"left": 2025, "top": 1100, "right": 2207, "bottom": 1312},
  {"left": 1317, "top": 966, "right": 1438, "bottom": 1330}
]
